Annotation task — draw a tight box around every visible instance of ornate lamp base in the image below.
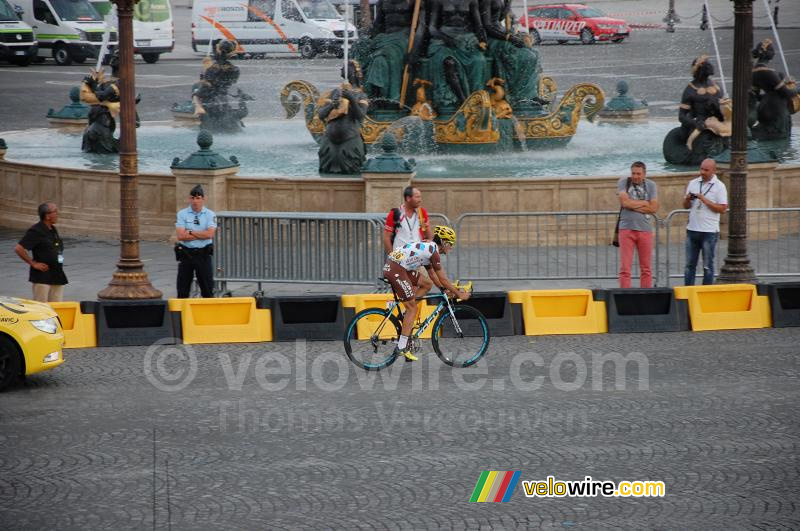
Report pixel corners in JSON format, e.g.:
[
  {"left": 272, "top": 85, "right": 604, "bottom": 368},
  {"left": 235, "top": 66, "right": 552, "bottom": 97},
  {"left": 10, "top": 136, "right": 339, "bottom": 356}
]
[{"left": 98, "top": 269, "right": 162, "bottom": 300}]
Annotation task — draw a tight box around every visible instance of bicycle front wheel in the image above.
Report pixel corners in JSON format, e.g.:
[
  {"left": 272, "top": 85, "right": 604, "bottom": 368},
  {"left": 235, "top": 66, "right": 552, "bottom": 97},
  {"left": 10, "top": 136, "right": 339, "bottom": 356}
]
[
  {"left": 344, "top": 308, "right": 402, "bottom": 371},
  {"left": 431, "top": 304, "right": 490, "bottom": 368}
]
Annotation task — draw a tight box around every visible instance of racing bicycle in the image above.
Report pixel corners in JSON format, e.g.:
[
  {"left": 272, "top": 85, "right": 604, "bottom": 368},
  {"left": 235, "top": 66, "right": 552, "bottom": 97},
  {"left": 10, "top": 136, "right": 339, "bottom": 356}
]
[{"left": 343, "top": 282, "right": 490, "bottom": 371}]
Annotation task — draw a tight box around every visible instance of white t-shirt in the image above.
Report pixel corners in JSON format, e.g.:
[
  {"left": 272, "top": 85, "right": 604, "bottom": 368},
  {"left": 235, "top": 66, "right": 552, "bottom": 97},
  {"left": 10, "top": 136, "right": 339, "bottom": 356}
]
[
  {"left": 685, "top": 175, "right": 728, "bottom": 233},
  {"left": 384, "top": 207, "right": 428, "bottom": 249}
]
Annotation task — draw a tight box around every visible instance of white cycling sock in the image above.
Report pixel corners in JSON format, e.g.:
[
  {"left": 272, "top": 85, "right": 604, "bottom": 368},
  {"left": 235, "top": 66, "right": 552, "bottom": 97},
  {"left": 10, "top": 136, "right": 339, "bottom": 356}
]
[{"left": 397, "top": 335, "right": 408, "bottom": 350}]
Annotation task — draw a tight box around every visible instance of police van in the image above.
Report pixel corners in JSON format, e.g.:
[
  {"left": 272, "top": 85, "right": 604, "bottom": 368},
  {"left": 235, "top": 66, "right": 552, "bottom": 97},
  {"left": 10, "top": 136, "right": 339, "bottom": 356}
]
[
  {"left": 192, "top": 0, "right": 357, "bottom": 59},
  {"left": 0, "top": 0, "right": 38, "bottom": 66},
  {"left": 16, "top": 0, "right": 117, "bottom": 65},
  {"left": 90, "top": 0, "right": 174, "bottom": 63}
]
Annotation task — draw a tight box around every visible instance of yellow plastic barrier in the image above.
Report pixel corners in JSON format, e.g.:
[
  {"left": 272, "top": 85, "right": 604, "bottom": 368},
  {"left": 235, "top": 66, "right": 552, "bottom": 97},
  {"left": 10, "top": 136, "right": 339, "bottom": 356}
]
[
  {"left": 341, "top": 293, "right": 436, "bottom": 339},
  {"left": 168, "top": 297, "right": 272, "bottom": 344},
  {"left": 507, "top": 289, "right": 608, "bottom": 335},
  {"left": 49, "top": 302, "right": 96, "bottom": 349},
  {"left": 673, "top": 284, "right": 771, "bottom": 331}
]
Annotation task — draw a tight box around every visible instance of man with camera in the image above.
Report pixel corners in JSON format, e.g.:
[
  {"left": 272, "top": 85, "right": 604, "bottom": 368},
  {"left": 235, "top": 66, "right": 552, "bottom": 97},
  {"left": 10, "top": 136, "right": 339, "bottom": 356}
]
[
  {"left": 682, "top": 158, "right": 728, "bottom": 285},
  {"left": 175, "top": 185, "right": 216, "bottom": 298}
]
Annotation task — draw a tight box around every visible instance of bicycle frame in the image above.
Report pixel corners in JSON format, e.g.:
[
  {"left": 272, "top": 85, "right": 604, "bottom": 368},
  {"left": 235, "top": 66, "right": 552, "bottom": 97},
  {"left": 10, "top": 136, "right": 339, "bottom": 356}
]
[{"left": 374, "top": 291, "right": 463, "bottom": 341}]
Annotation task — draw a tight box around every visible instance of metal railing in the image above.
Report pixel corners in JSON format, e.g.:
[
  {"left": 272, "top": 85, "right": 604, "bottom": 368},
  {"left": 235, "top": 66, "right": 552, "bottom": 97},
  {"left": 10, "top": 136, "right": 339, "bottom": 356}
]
[
  {"left": 213, "top": 208, "right": 800, "bottom": 291},
  {"left": 214, "top": 211, "right": 452, "bottom": 291},
  {"left": 452, "top": 211, "right": 660, "bottom": 282},
  {"left": 663, "top": 208, "right": 800, "bottom": 286}
]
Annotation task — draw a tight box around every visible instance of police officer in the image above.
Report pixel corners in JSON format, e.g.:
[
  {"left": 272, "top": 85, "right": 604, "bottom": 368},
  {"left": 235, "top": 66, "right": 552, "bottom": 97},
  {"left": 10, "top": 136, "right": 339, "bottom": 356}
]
[{"left": 175, "top": 185, "right": 216, "bottom": 298}]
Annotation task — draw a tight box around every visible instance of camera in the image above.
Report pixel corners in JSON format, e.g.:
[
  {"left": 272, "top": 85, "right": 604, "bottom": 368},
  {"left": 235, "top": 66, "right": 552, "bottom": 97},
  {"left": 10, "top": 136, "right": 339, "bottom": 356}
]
[{"left": 689, "top": 193, "right": 698, "bottom": 200}]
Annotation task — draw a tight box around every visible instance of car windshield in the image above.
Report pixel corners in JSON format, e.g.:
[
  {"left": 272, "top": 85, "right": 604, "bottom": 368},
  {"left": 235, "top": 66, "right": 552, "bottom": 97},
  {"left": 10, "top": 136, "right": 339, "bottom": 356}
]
[
  {"left": 297, "top": 0, "right": 339, "bottom": 19},
  {"left": 0, "top": 0, "right": 18, "bottom": 20},
  {"left": 134, "top": 0, "right": 170, "bottom": 23},
  {"left": 576, "top": 7, "right": 605, "bottom": 18},
  {"left": 51, "top": 0, "right": 101, "bottom": 21}
]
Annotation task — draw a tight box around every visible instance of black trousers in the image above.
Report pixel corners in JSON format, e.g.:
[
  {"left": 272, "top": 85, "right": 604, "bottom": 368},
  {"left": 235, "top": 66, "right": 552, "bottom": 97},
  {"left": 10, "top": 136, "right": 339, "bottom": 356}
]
[{"left": 177, "top": 253, "right": 214, "bottom": 298}]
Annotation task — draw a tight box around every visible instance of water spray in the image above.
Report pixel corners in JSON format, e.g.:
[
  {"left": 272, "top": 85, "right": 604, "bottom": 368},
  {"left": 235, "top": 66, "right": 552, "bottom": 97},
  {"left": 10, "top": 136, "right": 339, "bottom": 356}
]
[
  {"left": 760, "top": 0, "right": 791, "bottom": 79},
  {"left": 343, "top": 1, "right": 350, "bottom": 82},
  {"left": 703, "top": 0, "right": 728, "bottom": 98},
  {"left": 96, "top": 3, "right": 116, "bottom": 72}
]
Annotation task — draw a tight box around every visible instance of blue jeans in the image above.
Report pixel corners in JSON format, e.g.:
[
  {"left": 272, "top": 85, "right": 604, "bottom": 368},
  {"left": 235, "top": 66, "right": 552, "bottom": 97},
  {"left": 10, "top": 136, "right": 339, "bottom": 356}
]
[{"left": 684, "top": 230, "right": 719, "bottom": 286}]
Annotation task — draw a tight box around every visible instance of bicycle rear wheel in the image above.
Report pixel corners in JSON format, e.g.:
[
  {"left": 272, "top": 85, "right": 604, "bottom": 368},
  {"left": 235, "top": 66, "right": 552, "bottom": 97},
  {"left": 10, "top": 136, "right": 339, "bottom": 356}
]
[
  {"left": 431, "top": 304, "right": 490, "bottom": 368},
  {"left": 344, "top": 308, "right": 403, "bottom": 371}
]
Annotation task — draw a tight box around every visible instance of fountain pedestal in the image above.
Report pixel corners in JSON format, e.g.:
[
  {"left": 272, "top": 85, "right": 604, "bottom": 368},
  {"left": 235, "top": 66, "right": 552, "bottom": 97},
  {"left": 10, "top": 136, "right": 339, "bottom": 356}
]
[
  {"left": 361, "top": 134, "right": 416, "bottom": 213},
  {"left": 170, "top": 131, "right": 240, "bottom": 213}
]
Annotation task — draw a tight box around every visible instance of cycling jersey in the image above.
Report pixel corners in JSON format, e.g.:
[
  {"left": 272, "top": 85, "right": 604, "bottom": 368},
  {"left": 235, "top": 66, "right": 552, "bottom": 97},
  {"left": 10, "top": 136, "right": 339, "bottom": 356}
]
[{"left": 388, "top": 241, "right": 441, "bottom": 271}]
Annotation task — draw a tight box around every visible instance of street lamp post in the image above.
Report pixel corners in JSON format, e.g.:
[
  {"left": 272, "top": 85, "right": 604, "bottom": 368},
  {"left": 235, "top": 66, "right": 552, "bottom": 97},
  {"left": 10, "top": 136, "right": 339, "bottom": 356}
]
[
  {"left": 717, "top": 0, "right": 756, "bottom": 283},
  {"left": 98, "top": 0, "right": 162, "bottom": 300}
]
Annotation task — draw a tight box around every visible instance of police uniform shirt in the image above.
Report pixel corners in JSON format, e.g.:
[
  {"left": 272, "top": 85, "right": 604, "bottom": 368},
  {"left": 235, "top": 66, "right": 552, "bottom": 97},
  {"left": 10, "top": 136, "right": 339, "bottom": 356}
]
[
  {"left": 176, "top": 206, "right": 217, "bottom": 248},
  {"left": 18, "top": 221, "right": 68, "bottom": 285}
]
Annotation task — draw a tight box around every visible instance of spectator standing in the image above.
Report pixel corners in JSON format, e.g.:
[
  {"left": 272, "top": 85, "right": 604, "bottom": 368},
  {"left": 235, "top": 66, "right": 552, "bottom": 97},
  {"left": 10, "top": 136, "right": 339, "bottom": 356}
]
[
  {"left": 14, "top": 202, "right": 68, "bottom": 302},
  {"left": 683, "top": 158, "right": 728, "bottom": 285},
  {"left": 383, "top": 186, "right": 432, "bottom": 253},
  {"left": 617, "top": 161, "right": 659, "bottom": 288},
  {"left": 175, "top": 185, "right": 216, "bottom": 298}
]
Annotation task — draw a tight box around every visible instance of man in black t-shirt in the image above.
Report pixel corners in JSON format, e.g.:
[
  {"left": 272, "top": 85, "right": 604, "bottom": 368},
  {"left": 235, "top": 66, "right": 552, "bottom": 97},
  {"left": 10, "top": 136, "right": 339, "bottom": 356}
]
[{"left": 14, "top": 202, "right": 68, "bottom": 302}]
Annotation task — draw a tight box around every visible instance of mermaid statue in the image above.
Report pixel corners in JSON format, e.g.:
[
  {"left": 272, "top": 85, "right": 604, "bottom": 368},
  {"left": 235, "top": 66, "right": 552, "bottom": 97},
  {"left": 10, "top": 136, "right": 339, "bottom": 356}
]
[
  {"left": 663, "top": 55, "right": 730, "bottom": 165},
  {"left": 749, "top": 38, "right": 798, "bottom": 140}
]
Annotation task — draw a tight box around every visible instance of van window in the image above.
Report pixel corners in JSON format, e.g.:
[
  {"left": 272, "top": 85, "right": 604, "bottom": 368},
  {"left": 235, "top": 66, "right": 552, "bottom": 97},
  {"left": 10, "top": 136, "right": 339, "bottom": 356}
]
[
  {"left": 0, "top": 0, "right": 18, "bottom": 21},
  {"left": 50, "top": 0, "right": 101, "bottom": 21},
  {"left": 248, "top": 0, "right": 275, "bottom": 20},
  {"left": 296, "top": 0, "right": 338, "bottom": 20},
  {"left": 281, "top": 0, "right": 303, "bottom": 21},
  {"left": 134, "top": 0, "right": 170, "bottom": 22},
  {"left": 33, "top": 0, "right": 57, "bottom": 23}
]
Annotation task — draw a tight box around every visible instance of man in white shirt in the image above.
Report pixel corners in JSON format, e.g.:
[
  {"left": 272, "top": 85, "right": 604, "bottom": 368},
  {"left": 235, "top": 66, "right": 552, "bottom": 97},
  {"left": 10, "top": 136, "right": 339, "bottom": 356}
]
[{"left": 682, "top": 158, "right": 728, "bottom": 285}]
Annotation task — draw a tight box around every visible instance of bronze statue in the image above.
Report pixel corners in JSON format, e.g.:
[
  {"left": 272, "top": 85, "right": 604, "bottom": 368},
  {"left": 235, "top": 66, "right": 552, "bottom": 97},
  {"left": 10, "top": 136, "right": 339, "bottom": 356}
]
[
  {"left": 426, "top": 0, "right": 488, "bottom": 110},
  {"left": 750, "top": 38, "right": 798, "bottom": 140},
  {"left": 79, "top": 54, "right": 138, "bottom": 154},
  {"left": 480, "top": 0, "right": 541, "bottom": 110},
  {"left": 358, "top": 0, "right": 424, "bottom": 104},
  {"left": 663, "top": 55, "right": 730, "bottom": 165},
  {"left": 192, "top": 40, "right": 253, "bottom": 133},
  {"left": 318, "top": 63, "right": 369, "bottom": 174}
]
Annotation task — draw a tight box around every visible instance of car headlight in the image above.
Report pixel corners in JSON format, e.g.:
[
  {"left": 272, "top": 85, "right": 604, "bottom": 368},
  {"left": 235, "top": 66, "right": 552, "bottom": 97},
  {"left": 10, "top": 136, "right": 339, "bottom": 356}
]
[
  {"left": 78, "top": 30, "right": 88, "bottom": 41},
  {"left": 30, "top": 317, "right": 58, "bottom": 334}
]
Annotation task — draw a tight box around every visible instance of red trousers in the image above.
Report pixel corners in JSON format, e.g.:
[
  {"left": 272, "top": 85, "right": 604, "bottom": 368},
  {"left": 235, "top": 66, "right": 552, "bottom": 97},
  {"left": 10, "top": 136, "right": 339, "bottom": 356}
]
[{"left": 618, "top": 229, "right": 654, "bottom": 288}]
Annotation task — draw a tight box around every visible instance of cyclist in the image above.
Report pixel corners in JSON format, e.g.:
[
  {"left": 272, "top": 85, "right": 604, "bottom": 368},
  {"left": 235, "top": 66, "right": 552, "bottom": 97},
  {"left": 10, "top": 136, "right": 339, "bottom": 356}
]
[{"left": 383, "top": 225, "right": 470, "bottom": 361}]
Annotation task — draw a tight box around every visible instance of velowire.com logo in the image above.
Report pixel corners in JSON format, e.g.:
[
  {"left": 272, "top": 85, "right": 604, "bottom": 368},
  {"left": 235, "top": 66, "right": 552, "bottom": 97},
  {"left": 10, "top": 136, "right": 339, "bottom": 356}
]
[{"left": 469, "top": 471, "right": 521, "bottom": 503}]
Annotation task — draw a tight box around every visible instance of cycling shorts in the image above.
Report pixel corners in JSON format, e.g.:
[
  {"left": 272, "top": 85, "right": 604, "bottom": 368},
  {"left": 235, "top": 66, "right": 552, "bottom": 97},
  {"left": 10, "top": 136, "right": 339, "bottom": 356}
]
[{"left": 383, "top": 260, "right": 419, "bottom": 302}]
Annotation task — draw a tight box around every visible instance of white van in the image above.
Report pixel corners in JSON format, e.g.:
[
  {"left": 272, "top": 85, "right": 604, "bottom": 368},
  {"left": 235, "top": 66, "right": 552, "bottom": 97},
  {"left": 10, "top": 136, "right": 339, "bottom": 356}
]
[
  {"left": 17, "top": 0, "right": 117, "bottom": 65},
  {"left": 0, "top": 0, "right": 38, "bottom": 66},
  {"left": 90, "top": 0, "right": 173, "bottom": 63},
  {"left": 192, "top": 0, "right": 357, "bottom": 59}
]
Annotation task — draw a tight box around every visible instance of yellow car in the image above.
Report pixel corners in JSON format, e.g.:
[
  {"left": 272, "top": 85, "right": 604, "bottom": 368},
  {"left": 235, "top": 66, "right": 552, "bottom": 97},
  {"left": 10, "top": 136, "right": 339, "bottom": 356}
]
[{"left": 0, "top": 296, "right": 65, "bottom": 391}]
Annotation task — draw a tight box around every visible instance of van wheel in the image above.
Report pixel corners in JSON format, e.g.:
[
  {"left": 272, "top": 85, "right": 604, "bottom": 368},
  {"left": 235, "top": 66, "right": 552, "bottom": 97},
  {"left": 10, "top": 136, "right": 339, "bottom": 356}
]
[
  {"left": 142, "top": 53, "right": 160, "bottom": 63},
  {"left": 11, "top": 56, "right": 32, "bottom": 66},
  {"left": 299, "top": 39, "right": 316, "bottom": 59},
  {"left": 0, "top": 336, "right": 22, "bottom": 392},
  {"left": 53, "top": 44, "right": 73, "bottom": 66}
]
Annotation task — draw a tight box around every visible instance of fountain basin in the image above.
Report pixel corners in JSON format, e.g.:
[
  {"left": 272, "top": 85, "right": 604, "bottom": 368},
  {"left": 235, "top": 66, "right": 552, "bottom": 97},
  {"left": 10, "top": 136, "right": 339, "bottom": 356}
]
[{"left": 4, "top": 119, "right": 799, "bottom": 178}]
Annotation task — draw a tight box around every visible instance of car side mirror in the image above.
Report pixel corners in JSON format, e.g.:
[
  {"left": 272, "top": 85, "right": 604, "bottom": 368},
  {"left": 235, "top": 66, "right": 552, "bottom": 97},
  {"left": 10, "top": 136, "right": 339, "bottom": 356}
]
[{"left": 14, "top": 4, "right": 24, "bottom": 18}]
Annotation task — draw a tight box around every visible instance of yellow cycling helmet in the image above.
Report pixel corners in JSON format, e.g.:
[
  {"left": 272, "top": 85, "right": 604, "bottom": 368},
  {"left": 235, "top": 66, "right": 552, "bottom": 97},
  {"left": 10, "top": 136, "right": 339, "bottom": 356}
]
[{"left": 433, "top": 225, "right": 457, "bottom": 246}]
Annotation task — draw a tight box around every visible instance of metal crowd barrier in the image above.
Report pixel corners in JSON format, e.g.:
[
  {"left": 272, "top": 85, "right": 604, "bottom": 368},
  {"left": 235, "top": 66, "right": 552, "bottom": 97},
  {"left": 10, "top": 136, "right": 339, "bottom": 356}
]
[
  {"left": 451, "top": 211, "right": 660, "bottom": 283},
  {"left": 213, "top": 209, "right": 799, "bottom": 292},
  {"left": 214, "top": 211, "right": 452, "bottom": 292},
  {"left": 663, "top": 208, "right": 800, "bottom": 286}
]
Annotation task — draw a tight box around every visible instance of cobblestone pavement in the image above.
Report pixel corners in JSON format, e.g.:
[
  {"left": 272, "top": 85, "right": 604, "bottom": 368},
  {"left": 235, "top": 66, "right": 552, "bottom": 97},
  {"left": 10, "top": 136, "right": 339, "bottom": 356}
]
[{"left": 1, "top": 329, "right": 798, "bottom": 529}]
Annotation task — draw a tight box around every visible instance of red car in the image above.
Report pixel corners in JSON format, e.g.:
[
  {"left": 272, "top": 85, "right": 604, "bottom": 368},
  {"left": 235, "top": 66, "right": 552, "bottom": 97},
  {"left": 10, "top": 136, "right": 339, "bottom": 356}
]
[{"left": 519, "top": 3, "right": 630, "bottom": 45}]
